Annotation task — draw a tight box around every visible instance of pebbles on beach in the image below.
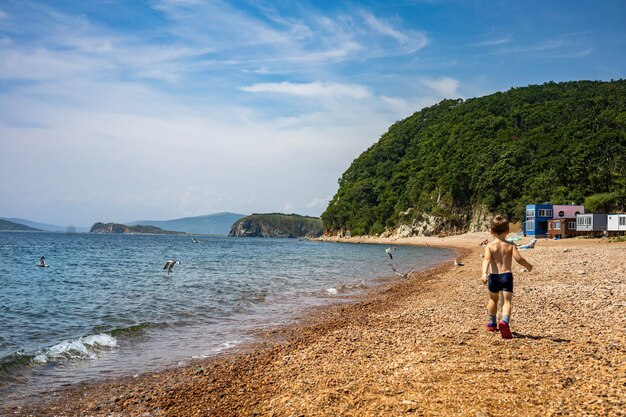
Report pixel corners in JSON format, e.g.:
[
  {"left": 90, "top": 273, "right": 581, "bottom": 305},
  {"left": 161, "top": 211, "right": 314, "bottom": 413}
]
[{"left": 10, "top": 235, "right": 626, "bottom": 417}]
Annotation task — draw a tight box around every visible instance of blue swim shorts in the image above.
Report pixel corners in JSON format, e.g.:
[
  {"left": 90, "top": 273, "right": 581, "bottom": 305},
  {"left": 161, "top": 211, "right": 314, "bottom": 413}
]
[{"left": 488, "top": 272, "right": 514, "bottom": 293}]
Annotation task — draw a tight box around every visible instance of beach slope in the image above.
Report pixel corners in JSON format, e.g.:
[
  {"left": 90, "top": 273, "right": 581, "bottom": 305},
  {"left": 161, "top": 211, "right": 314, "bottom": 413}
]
[{"left": 12, "top": 234, "right": 625, "bottom": 416}]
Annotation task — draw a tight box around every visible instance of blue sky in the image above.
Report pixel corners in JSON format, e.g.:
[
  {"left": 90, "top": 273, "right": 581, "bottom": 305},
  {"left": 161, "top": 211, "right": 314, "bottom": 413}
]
[{"left": 1, "top": 0, "right": 624, "bottom": 227}]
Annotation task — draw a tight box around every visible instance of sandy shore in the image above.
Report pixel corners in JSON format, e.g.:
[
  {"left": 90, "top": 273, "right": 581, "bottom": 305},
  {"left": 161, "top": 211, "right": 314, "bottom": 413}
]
[{"left": 8, "top": 233, "right": 625, "bottom": 416}]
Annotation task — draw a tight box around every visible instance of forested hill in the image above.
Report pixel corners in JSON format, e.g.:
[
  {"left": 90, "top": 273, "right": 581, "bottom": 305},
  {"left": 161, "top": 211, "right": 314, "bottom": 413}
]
[
  {"left": 229, "top": 213, "right": 323, "bottom": 238},
  {"left": 322, "top": 80, "right": 626, "bottom": 237}
]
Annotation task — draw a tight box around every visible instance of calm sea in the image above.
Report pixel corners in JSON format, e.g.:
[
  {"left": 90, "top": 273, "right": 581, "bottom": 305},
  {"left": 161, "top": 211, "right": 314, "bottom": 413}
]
[{"left": 0, "top": 232, "right": 453, "bottom": 405}]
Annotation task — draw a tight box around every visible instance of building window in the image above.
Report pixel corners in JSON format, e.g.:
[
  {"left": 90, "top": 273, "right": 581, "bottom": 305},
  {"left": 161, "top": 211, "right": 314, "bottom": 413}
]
[
  {"left": 538, "top": 209, "right": 553, "bottom": 217},
  {"left": 553, "top": 221, "right": 561, "bottom": 229},
  {"left": 620, "top": 217, "right": 626, "bottom": 226},
  {"left": 526, "top": 220, "right": 535, "bottom": 231},
  {"left": 558, "top": 211, "right": 565, "bottom": 217},
  {"left": 526, "top": 209, "right": 535, "bottom": 218},
  {"left": 578, "top": 216, "right": 591, "bottom": 226},
  {"left": 568, "top": 222, "right": 576, "bottom": 229}
]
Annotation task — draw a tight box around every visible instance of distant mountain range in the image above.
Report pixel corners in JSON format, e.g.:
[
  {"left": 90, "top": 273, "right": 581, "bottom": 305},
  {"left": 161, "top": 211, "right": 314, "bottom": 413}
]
[
  {"left": 0, "top": 219, "right": 42, "bottom": 231},
  {"left": 1, "top": 212, "right": 246, "bottom": 234},
  {"left": 127, "top": 212, "right": 246, "bottom": 235},
  {"left": 0, "top": 217, "right": 89, "bottom": 232}
]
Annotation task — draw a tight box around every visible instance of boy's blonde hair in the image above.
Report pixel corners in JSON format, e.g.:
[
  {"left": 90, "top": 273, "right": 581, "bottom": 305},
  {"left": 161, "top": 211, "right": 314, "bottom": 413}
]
[{"left": 490, "top": 215, "right": 510, "bottom": 235}]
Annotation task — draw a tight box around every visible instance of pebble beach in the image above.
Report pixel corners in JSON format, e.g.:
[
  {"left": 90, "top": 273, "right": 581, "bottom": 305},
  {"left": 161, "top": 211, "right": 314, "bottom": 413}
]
[{"left": 9, "top": 233, "right": 625, "bottom": 417}]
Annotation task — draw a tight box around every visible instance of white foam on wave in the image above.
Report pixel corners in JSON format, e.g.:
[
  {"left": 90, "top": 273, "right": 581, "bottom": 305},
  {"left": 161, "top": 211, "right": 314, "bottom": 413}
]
[
  {"left": 326, "top": 280, "right": 366, "bottom": 296},
  {"left": 191, "top": 339, "right": 245, "bottom": 360},
  {"left": 33, "top": 333, "right": 118, "bottom": 363}
]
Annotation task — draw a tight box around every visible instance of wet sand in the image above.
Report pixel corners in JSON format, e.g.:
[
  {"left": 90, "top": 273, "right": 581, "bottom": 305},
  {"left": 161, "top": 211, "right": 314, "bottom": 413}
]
[{"left": 8, "top": 233, "right": 625, "bottom": 416}]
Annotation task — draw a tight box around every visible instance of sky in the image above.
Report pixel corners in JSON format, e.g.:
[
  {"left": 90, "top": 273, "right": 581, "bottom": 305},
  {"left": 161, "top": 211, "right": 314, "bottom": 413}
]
[{"left": 0, "top": 0, "right": 624, "bottom": 227}]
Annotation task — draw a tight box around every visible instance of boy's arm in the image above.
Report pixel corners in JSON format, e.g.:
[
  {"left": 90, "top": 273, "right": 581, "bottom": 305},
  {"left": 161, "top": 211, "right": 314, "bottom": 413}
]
[
  {"left": 481, "top": 246, "right": 491, "bottom": 284},
  {"left": 512, "top": 246, "right": 533, "bottom": 271}
]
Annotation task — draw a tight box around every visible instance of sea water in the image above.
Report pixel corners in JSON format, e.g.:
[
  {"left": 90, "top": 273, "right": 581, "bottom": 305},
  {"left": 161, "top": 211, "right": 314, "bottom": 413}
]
[{"left": 0, "top": 232, "right": 453, "bottom": 405}]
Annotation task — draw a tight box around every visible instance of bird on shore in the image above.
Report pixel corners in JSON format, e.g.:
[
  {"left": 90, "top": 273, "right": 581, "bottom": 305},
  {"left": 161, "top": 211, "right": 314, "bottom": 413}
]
[
  {"left": 163, "top": 260, "right": 180, "bottom": 274},
  {"left": 37, "top": 256, "right": 48, "bottom": 268},
  {"left": 454, "top": 260, "right": 464, "bottom": 267},
  {"left": 385, "top": 247, "right": 395, "bottom": 259},
  {"left": 391, "top": 265, "right": 413, "bottom": 278}
]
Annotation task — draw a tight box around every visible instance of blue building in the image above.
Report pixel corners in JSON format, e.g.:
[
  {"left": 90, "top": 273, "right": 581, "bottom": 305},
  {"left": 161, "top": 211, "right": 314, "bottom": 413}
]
[{"left": 524, "top": 204, "right": 553, "bottom": 238}]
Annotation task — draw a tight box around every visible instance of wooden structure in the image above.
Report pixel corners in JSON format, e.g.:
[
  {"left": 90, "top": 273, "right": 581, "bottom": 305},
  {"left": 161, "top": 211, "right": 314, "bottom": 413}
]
[{"left": 547, "top": 218, "right": 578, "bottom": 239}]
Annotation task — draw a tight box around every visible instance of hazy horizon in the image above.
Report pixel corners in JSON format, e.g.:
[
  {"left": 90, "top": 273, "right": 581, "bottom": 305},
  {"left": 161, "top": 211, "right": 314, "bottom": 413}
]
[{"left": 1, "top": 1, "right": 624, "bottom": 226}]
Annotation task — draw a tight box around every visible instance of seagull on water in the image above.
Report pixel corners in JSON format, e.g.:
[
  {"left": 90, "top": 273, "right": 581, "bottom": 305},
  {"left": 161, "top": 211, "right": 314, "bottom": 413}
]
[
  {"left": 454, "top": 259, "right": 464, "bottom": 267},
  {"left": 37, "top": 256, "right": 48, "bottom": 268},
  {"left": 385, "top": 247, "right": 395, "bottom": 260},
  {"left": 163, "top": 260, "right": 180, "bottom": 274}
]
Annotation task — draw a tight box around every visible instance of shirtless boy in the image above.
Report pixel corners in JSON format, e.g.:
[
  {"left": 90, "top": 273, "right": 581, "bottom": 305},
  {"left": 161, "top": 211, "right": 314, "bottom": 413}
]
[{"left": 481, "top": 215, "right": 533, "bottom": 339}]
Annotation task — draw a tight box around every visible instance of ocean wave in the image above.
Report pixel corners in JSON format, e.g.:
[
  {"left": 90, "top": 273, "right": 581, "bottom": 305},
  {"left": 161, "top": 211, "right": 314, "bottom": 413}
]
[
  {"left": 108, "top": 322, "right": 153, "bottom": 337},
  {"left": 33, "top": 333, "right": 117, "bottom": 364},
  {"left": 0, "top": 351, "right": 33, "bottom": 380},
  {"left": 326, "top": 280, "right": 367, "bottom": 295}
]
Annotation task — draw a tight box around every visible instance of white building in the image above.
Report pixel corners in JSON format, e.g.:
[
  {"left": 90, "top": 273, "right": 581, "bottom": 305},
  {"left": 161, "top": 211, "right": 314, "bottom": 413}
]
[
  {"left": 607, "top": 214, "right": 626, "bottom": 232},
  {"left": 576, "top": 213, "right": 608, "bottom": 233}
]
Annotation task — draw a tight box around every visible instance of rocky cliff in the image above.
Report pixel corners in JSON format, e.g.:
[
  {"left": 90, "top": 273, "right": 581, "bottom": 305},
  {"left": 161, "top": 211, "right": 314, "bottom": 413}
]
[{"left": 229, "top": 213, "right": 323, "bottom": 238}]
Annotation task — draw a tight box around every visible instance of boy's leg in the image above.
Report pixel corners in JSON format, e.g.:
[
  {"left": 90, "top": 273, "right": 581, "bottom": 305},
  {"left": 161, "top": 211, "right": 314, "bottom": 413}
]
[
  {"left": 499, "top": 291, "right": 513, "bottom": 339},
  {"left": 488, "top": 291, "right": 499, "bottom": 316},
  {"left": 486, "top": 292, "right": 499, "bottom": 331},
  {"left": 501, "top": 291, "right": 513, "bottom": 322}
]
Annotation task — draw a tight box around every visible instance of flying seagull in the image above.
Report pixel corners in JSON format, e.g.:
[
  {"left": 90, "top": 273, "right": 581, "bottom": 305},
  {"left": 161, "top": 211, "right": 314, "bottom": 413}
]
[
  {"left": 454, "top": 260, "right": 464, "bottom": 267},
  {"left": 385, "top": 247, "right": 395, "bottom": 260},
  {"left": 391, "top": 265, "right": 413, "bottom": 278},
  {"left": 37, "top": 256, "right": 49, "bottom": 268},
  {"left": 163, "top": 260, "right": 180, "bottom": 274}
]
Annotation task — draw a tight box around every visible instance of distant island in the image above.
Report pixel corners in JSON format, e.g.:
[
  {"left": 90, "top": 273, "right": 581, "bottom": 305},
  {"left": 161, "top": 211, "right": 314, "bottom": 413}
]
[
  {"left": 0, "top": 219, "right": 42, "bottom": 231},
  {"left": 90, "top": 222, "right": 185, "bottom": 235},
  {"left": 229, "top": 213, "right": 323, "bottom": 238}
]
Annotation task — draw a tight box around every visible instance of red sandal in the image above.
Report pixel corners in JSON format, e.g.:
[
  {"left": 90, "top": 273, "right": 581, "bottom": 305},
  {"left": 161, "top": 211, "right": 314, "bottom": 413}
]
[{"left": 499, "top": 321, "right": 512, "bottom": 339}]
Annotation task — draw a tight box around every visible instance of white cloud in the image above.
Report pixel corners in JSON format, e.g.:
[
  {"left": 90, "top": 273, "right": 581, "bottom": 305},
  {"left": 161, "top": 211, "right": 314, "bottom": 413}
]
[
  {"left": 470, "top": 36, "right": 512, "bottom": 47},
  {"left": 241, "top": 81, "right": 371, "bottom": 99},
  {"left": 420, "top": 77, "right": 461, "bottom": 98},
  {"left": 283, "top": 203, "right": 296, "bottom": 213},
  {"left": 360, "top": 11, "right": 428, "bottom": 53},
  {"left": 362, "top": 12, "right": 410, "bottom": 43},
  {"left": 306, "top": 196, "right": 332, "bottom": 210},
  {"left": 0, "top": 1, "right": 436, "bottom": 224}
]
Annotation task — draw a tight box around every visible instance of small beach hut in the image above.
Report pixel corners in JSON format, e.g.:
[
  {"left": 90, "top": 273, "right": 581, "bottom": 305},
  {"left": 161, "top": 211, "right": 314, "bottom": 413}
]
[
  {"left": 576, "top": 213, "right": 608, "bottom": 235},
  {"left": 524, "top": 203, "right": 553, "bottom": 238},
  {"left": 607, "top": 214, "right": 626, "bottom": 233},
  {"left": 547, "top": 218, "right": 578, "bottom": 239}
]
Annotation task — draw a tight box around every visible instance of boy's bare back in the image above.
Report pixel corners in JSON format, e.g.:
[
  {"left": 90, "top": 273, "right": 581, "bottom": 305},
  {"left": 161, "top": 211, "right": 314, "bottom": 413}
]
[{"left": 484, "top": 238, "right": 533, "bottom": 274}]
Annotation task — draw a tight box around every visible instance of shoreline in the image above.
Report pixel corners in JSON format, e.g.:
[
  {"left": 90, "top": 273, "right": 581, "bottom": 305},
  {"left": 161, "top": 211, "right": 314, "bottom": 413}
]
[{"left": 9, "top": 233, "right": 625, "bottom": 416}]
